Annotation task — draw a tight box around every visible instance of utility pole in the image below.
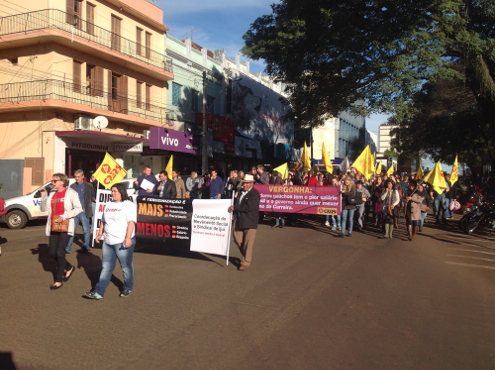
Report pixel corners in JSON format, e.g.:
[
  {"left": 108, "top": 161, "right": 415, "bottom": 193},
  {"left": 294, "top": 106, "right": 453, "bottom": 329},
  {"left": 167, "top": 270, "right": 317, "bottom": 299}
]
[{"left": 202, "top": 70, "right": 207, "bottom": 175}]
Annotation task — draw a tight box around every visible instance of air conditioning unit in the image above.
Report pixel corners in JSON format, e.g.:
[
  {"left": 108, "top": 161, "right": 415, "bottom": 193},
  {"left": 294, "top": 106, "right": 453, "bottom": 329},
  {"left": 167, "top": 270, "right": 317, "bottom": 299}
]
[
  {"left": 74, "top": 115, "right": 93, "bottom": 130},
  {"left": 142, "top": 129, "right": 150, "bottom": 139}
]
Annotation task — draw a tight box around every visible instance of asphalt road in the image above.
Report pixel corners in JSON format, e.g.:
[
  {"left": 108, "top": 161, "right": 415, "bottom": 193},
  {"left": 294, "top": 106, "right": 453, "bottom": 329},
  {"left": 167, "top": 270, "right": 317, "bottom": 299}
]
[{"left": 1, "top": 216, "right": 495, "bottom": 370}]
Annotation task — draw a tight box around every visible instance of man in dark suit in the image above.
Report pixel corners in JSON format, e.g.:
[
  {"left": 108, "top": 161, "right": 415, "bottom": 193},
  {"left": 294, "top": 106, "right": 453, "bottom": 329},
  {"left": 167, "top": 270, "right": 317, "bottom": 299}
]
[
  {"left": 154, "top": 171, "right": 176, "bottom": 198},
  {"left": 228, "top": 174, "right": 260, "bottom": 271}
]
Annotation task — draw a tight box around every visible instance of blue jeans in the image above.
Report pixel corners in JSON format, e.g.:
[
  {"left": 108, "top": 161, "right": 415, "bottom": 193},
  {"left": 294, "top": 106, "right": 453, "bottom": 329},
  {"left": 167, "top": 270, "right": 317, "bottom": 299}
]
[
  {"left": 341, "top": 209, "right": 355, "bottom": 235},
  {"left": 325, "top": 215, "right": 341, "bottom": 227},
  {"left": 444, "top": 198, "right": 452, "bottom": 218},
  {"left": 66, "top": 211, "right": 91, "bottom": 252},
  {"left": 94, "top": 237, "right": 136, "bottom": 296},
  {"left": 433, "top": 198, "right": 446, "bottom": 222},
  {"left": 420, "top": 212, "right": 427, "bottom": 229}
]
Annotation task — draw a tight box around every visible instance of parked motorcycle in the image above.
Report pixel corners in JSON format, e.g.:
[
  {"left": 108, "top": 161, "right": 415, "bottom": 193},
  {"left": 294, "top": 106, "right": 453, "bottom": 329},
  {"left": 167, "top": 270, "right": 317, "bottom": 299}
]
[{"left": 459, "top": 199, "right": 495, "bottom": 234}]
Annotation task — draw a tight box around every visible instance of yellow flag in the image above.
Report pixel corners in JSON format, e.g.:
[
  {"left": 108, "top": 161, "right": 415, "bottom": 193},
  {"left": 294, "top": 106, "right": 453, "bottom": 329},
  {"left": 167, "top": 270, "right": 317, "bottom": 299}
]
[
  {"left": 386, "top": 163, "right": 394, "bottom": 176},
  {"left": 450, "top": 155, "right": 459, "bottom": 186},
  {"left": 273, "top": 163, "right": 289, "bottom": 180},
  {"left": 371, "top": 152, "right": 376, "bottom": 172},
  {"left": 302, "top": 141, "right": 311, "bottom": 172},
  {"left": 322, "top": 142, "right": 333, "bottom": 174},
  {"left": 93, "top": 152, "right": 127, "bottom": 189},
  {"left": 376, "top": 161, "right": 382, "bottom": 174},
  {"left": 165, "top": 155, "right": 173, "bottom": 180},
  {"left": 416, "top": 160, "right": 424, "bottom": 180},
  {"left": 423, "top": 161, "right": 447, "bottom": 193},
  {"left": 352, "top": 145, "right": 374, "bottom": 180}
]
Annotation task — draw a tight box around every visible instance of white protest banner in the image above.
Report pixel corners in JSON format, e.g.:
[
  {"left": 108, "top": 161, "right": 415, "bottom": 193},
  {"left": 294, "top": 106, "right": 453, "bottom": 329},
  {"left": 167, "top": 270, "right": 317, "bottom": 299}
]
[{"left": 190, "top": 199, "right": 232, "bottom": 263}]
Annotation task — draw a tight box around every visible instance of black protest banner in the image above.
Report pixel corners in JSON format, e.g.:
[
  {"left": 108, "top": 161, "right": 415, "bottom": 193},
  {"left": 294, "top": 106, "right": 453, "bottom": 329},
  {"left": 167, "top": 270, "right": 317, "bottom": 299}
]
[{"left": 136, "top": 196, "right": 193, "bottom": 248}]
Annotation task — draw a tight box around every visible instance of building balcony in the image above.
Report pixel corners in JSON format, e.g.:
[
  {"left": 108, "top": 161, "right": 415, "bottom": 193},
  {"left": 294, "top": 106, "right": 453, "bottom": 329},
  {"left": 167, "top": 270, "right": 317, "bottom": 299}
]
[
  {"left": 0, "top": 9, "right": 173, "bottom": 81},
  {"left": 0, "top": 79, "right": 177, "bottom": 129}
]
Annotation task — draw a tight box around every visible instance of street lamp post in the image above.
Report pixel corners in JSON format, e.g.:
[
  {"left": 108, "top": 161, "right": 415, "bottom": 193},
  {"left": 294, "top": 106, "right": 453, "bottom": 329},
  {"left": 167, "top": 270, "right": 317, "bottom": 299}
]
[{"left": 202, "top": 70, "right": 208, "bottom": 176}]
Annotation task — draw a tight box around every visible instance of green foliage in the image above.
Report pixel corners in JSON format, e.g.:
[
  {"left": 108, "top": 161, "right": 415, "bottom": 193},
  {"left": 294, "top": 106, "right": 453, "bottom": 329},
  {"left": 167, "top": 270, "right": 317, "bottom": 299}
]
[
  {"left": 244, "top": 0, "right": 495, "bottom": 170},
  {"left": 384, "top": 149, "right": 399, "bottom": 158}
]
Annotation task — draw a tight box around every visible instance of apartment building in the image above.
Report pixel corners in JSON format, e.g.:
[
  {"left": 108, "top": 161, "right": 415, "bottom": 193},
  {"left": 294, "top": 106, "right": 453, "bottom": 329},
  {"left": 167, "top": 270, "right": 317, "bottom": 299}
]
[
  {"left": 0, "top": 0, "right": 173, "bottom": 193},
  {"left": 164, "top": 35, "right": 293, "bottom": 175}
]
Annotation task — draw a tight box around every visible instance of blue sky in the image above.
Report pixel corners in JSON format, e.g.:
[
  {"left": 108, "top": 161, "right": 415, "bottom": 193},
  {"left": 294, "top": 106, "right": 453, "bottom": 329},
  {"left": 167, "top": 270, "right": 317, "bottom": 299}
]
[{"left": 158, "top": 0, "right": 388, "bottom": 136}]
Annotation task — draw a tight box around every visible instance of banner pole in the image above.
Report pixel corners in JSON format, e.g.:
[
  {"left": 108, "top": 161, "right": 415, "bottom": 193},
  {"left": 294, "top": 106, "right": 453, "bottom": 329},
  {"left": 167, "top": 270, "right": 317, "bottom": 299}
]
[{"left": 225, "top": 192, "right": 235, "bottom": 266}]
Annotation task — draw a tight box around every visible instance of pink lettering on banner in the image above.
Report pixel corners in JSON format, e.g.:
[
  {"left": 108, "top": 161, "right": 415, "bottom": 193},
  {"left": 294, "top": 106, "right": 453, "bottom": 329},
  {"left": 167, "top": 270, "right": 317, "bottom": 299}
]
[{"left": 255, "top": 185, "right": 341, "bottom": 215}]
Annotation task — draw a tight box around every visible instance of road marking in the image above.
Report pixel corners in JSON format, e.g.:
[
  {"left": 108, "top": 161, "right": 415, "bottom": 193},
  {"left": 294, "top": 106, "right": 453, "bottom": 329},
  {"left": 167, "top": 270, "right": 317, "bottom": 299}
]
[
  {"left": 444, "top": 261, "right": 495, "bottom": 270},
  {"left": 225, "top": 299, "right": 282, "bottom": 311},
  {"left": 447, "top": 254, "right": 495, "bottom": 263},
  {"left": 448, "top": 248, "right": 495, "bottom": 255}
]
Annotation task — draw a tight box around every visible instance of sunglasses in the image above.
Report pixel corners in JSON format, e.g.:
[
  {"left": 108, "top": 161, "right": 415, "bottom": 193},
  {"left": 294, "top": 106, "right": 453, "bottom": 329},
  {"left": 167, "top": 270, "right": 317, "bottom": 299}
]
[{"left": 51, "top": 179, "right": 62, "bottom": 183}]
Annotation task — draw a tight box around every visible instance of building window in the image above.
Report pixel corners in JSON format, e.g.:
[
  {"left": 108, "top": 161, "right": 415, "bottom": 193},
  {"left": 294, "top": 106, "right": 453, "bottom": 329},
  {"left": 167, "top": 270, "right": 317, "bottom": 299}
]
[
  {"left": 145, "top": 84, "right": 151, "bottom": 110},
  {"left": 111, "top": 15, "right": 121, "bottom": 52},
  {"left": 86, "top": 3, "right": 95, "bottom": 35},
  {"left": 136, "top": 81, "right": 143, "bottom": 108},
  {"left": 207, "top": 95, "right": 215, "bottom": 113},
  {"left": 136, "top": 28, "right": 143, "bottom": 56},
  {"left": 111, "top": 73, "right": 119, "bottom": 100},
  {"left": 73, "top": 60, "right": 82, "bottom": 93},
  {"left": 145, "top": 32, "right": 151, "bottom": 58},
  {"left": 192, "top": 90, "right": 199, "bottom": 112},
  {"left": 66, "top": 0, "right": 82, "bottom": 29},
  {"left": 172, "top": 82, "right": 181, "bottom": 107}
]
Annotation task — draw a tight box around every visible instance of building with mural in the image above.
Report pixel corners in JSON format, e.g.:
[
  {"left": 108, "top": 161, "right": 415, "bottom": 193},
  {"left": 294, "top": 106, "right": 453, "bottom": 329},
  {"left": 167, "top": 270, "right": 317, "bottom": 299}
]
[
  {"left": 0, "top": 0, "right": 173, "bottom": 196},
  {"left": 164, "top": 35, "right": 293, "bottom": 176}
]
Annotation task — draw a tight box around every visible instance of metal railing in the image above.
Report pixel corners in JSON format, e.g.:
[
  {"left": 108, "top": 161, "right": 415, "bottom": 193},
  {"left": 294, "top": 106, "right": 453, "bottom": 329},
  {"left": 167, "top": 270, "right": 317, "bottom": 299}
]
[
  {"left": 0, "top": 79, "right": 168, "bottom": 123},
  {"left": 0, "top": 9, "right": 172, "bottom": 73}
]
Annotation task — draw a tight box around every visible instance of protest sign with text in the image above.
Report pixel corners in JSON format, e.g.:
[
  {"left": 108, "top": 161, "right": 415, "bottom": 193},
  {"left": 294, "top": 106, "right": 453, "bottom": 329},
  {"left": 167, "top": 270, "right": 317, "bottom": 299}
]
[{"left": 255, "top": 185, "right": 341, "bottom": 215}]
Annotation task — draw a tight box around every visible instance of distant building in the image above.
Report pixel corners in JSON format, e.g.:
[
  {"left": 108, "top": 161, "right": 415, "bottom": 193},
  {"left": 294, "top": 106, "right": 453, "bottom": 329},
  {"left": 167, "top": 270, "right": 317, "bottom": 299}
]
[
  {"left": 378, "top": 123, "right": 398, "bottom": 154},
  {"left": 312, "top": 110, "right": 366, "bottom": 162},
  {"left": 365, "top": 129, "right": 378, "bottom": 153}
]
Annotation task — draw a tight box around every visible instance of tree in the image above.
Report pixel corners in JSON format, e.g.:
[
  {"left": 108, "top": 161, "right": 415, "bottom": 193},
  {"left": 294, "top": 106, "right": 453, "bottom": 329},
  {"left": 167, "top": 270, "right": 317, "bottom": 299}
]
[
  {"left": 242, "top": 0, "right": 456, "bottom": 127},
  {"left": 243, "top": 1, "right": 495, "bottom": 170}
]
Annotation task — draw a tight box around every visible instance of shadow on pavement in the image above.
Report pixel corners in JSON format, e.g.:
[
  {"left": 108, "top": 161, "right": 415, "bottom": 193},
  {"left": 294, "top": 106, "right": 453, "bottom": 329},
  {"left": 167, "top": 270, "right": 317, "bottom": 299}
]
[
  {"left": 0, "top": 352, "right": 17, "bottom": 370},
  {"left": 76, "top": 250, "right": 123, "bottom": 291},
  {"left": 30, "top": 244, "right": 56, "bottom": 281}
]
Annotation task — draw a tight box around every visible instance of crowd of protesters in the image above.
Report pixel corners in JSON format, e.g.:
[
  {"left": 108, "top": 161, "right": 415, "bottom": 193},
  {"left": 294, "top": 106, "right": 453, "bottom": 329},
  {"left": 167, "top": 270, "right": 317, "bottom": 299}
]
[{"left": 188, "top": 166, "right": 460, "bottom": 241}]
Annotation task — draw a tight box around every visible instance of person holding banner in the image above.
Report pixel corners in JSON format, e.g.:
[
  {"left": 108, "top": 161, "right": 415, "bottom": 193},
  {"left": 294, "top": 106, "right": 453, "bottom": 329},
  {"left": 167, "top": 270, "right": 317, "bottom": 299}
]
[
  {"left": 40, "top": 173, "right": 83, "bottom": 290},
  {"left": 85, "top": 183, "right": 137, "bottom": 300},
  {"left": 229, "top": 174, "right": 260, "bottom": 271}
]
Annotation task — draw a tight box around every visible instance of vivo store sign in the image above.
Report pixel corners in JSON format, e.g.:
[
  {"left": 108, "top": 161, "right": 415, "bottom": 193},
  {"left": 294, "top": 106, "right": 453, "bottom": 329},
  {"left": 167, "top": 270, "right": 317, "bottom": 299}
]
[{"left": 149, "top": 127, "right": 198, "bottom": 154}]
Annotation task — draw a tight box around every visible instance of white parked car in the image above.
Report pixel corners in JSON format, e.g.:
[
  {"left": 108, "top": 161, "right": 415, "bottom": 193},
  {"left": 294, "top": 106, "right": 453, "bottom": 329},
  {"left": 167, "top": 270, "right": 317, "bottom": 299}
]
[{"left": 1, "top": 178, "right": 137, "bottom": 229}]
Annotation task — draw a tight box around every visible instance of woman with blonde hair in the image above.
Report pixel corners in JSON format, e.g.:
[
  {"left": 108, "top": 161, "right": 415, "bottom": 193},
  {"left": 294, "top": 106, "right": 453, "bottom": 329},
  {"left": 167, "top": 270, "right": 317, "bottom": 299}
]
[
  {"left": 40, "top": 173, "right": 82, "bottom": 290},
  {"left": 338, "top": 177, "right": 357, "bottom": 237}
]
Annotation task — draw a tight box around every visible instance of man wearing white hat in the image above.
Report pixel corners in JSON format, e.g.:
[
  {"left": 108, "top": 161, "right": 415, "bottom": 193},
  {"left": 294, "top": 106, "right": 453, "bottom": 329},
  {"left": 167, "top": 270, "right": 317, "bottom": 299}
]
[{"left": 228, "top": 174, "right": 260, "bottom": 271}]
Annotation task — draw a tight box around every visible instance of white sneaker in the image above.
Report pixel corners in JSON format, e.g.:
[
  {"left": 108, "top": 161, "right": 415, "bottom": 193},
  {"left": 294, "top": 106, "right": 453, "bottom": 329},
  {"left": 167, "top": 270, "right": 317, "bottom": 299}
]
[{"left": 325, "top": 221, "right": 330, "bottom": 226}]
